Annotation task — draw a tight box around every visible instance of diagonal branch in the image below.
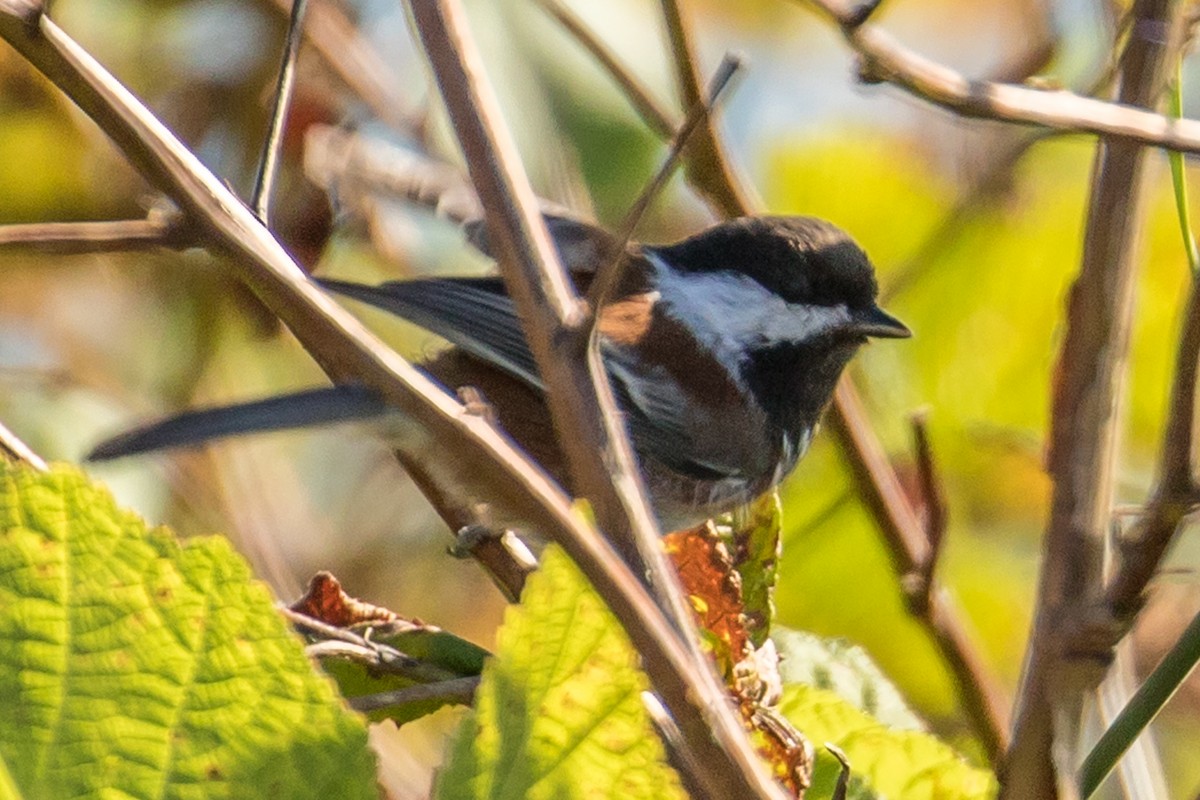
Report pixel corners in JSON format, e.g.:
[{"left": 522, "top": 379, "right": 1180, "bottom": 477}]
[
  {"left": 1104, "top": 242, "right": 1200, "bottom": 616},
  {"left": 405, "top": 2, "right": 785, "bottom": 796},
  {"left": 0, "top": 5, "right": 784, "bottom": 797},
  {"left": 660, "top": 0, "right": 756, "bottom": 217},
  {"left": 802, "top": 0, "right": 1200, "bottom": 157},
  {"left": 0, "top": 420, "right": 47, "bottom": 471}
]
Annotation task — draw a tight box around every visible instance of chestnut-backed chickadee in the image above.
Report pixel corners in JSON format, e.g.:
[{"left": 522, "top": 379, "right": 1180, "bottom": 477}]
[{"left": 89, "top": 214, "right": 909, "bottom": 528}]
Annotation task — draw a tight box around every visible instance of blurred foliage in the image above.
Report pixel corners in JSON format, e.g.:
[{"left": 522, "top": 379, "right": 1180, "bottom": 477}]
[{"left": 2, "top": 0, "right": 1200, "bottom": 795}]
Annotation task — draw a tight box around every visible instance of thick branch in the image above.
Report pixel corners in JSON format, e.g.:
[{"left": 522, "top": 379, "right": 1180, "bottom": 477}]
[
  {"left": 1003, "top": 2, "right": 1175, "bottom": 796},
  {"left": 0, "top": 7, "right": 782, "bottom": 798},
  {"left": 804, "top": 0, "right": 1200, "bottom": 157}
]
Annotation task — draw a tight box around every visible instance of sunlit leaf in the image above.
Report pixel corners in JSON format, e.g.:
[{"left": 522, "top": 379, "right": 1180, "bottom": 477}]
[
  {"left": 0, "top": 463, "right": 376, "bottom": 799},
  {"left": 434, "top": 545, "right": 685, "bottom": 800}
]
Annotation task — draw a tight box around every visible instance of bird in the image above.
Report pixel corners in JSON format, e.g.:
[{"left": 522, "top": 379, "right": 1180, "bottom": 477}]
[{"left": 89, "top": 214, "right": 909, "bottom": 529}]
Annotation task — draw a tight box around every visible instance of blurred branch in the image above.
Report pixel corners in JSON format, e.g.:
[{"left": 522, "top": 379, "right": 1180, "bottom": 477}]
[
  {"left": 260, "top": 0, "right": 416, "bottom": 130},
  {"left": 660, "top": 0, "right": 757, "bottom": 217},
  {"left": 0, "top": 420, "right": 47, "bottom": 471},
  {"left": 907, "top": 410, "right": 947, "bottom": 606},
  {"left": 405, "top": 2, "right": 783, "bottom": 796},
  {"left": 588, "top": 53, "right": 742, "bottom": 312},
  {"left": 0, "top": 8, "right": 787, "bottom": 799},
  {"left": 0, "top": 210, "right": 189, "bottom": 254},
  {"left": 1104, "top": 70, "right": 1200, "bottom": 619},
  {"left": 1003, "top": 2, "right": 1176, "bottom": 796},
  {"left": 534, "top": 0, "right": 678, "bottom": 138},
  {"left": 252, "top": 0, "right": 310, "bottom": 222},
  {"left": 801, "top": 0, "right": 1200, "bottom": 157},
  {"left": 828, "top": 383, "right": 1009, "bottom": 764}
]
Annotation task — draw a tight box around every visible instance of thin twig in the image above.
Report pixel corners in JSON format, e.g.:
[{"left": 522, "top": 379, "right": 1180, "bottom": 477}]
[
  {"left": 0, "top": 11, "right": 785, "bottom": 800},
  {"left": 0, "top": 210, "right": 187, "bottom": 254},
  {"left": 660, "top": 0, "right": 755, "bottom": 217},
  {"left": 828, "top": 383, "right": 1009, "bottom": 763},
  {"left": 405, "top": 2, "right": 784, "bottom": 796},
  {"left": 533, "top": 0, "right": 678, "bottom": 139},
  {"left": 586, "top": 53, "right": 742, "bottom": 312},
  {"left": 1003, "top": 2, "right": 1176, "bottom": 796},
  {"left": 798, "top": 0, "right": 1200, "bottom": 156},
  {"left": 0, "top": 420, "right": 47, "bottom": 471},
  {"left": 283, "top": 606, "right": 464, "bottom": 683},
  {"left": 260, "top": 0, "right": 416, "bottom": 131},
  {"left": 908, "top": 410, "right": 947, "bottom": 603},
  {"left": 347, "top": 675, "right": 480, "bottom": 713},
  {"left": 252, "top": 0, "right": 310, "bottom": 222}
]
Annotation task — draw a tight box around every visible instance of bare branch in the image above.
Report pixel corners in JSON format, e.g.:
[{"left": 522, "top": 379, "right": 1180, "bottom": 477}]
[
  {"left": 908, "top": 409, "right": 948, "bottom": 607},
  {"left": 828, "top": 382, "right": 1009, "bottom": 762},
  {"left": 0, "top": 420, "right": 47, "bottom": 471},
  {"left": 802, "top": 0, "right": 1200, "bottom": 157},
  {"left": 1104, "top": 250, "right": 1200, "bottom": 616},
  {"left": 660, "top": 0, "right": 756, "bottom": 217},
  {"left": 259, "top": 0, "right": 416, "bottom": 131},
  {"left": 252, "top": 0, "right": 310, "bottom": 222},
  {"left": 0, "top": 210, "right": 188, "bottom": 254},
  {"left": 1003, "top": 2, "right": 1177, "bottom": 796},
  {"left": 587, "top": 53, "right": 742, "bottom": 312},
  {"left": 533, "top": 0, "right": 678, "bottom": 139},
  {"left": 404, "top": 2, "right": 785, "bottom": 795}
]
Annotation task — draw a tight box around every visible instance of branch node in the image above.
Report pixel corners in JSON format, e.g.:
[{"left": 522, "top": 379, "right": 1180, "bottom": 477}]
[
  {"left": 1, "top": 0, "right": 43, "bottom": 29},
  {"left": 844, "top": 0, "right": 886, "bottom": 30},
  {"left": 909, "top": 409, "right": 947, "bottom": 593}
]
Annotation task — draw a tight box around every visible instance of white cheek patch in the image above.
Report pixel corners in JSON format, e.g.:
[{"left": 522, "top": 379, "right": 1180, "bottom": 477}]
[{"left": 650, "top": 257, "right": 852, "bottom": 375}]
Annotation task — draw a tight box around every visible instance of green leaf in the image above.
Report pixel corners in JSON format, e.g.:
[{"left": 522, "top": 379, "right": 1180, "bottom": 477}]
[
  {"left": 773, "top": 627, "right": 924, "bottom": 731},
  {"left": 321, "top": 622, "right": 489, "bottom": 725},
  {"left": 434, "top": 545, "right": 685, "bottom": 800},
  {"left": 0, "top": 463, "right": 376, "bottom": 800},
  {"left": 779, "top": 683, "right": 997, "bottom": 800},
  {"left": 728, "top": 491, "right": 783, "bottom": 648}
]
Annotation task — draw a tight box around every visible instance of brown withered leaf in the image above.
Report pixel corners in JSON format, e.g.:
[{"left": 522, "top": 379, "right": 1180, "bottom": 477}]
[
  {"left": 290, "top": 571, "right": 399, "bottom": 627},
  {"left": 663, "top": 522, "right": 750, "bottom": 678},
  {"left": 664, "top": 522, "right": 811, "bottom": 798}
]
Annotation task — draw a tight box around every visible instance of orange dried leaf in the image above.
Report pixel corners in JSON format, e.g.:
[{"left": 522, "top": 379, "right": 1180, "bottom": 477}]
[{"left": 289, "top": 571, "right": 399, "bottom": 627}]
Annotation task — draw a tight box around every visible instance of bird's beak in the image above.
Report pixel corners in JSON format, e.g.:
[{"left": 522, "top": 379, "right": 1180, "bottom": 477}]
[{"left": 851, "top": 305, "right": 912, "bottom": 339}]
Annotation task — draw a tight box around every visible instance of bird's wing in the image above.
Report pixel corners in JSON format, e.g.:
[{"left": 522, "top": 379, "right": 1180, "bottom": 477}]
[
  {"left": 462, "top": 214, "right": 620, "bottom": 281},
  {"left": 321, "top": 277, "right": 544, "bottom": 392},
  {"left": 87, "top": 385, "right": 387, "bottom": 461},
  {"left": 604, "top": 350, "right": 766, "bottom": 482}
]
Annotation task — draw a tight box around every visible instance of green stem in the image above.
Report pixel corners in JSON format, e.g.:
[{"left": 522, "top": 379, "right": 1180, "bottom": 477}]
[
  {"left": 1168, "top": 62, "right": 1199, "bottom": 271},
  {"left": 1080, "top": 607, "right": 1200, "bottom": 797}
]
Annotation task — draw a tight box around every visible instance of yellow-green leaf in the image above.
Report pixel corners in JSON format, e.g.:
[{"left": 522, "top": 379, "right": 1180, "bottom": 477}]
[
  {"left": 435, "top": 545, "right": 684, "bottom": 800},
  {"left": 0, "top": 463, "right": 376, "bottom": 800}
]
